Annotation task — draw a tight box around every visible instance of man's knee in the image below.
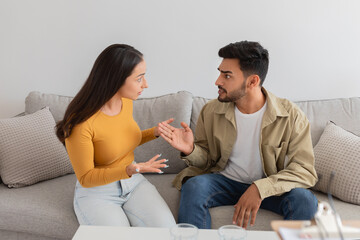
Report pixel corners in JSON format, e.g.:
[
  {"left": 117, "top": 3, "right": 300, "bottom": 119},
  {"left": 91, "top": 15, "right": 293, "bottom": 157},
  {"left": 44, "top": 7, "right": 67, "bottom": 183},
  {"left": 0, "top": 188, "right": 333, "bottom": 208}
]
[
  {"left": 182, "top": 175, "right": 211, "bottom": 194},
  {"left": 286, "top": 188, "right": 318, "bottom": 219},
  {"left": 181, "top": 174, "right": 217, "bottom": 206}
]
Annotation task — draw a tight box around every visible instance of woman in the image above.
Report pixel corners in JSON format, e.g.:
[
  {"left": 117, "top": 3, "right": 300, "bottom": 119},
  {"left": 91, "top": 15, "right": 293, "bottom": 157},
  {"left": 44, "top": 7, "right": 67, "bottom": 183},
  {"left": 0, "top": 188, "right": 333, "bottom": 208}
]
[{"left": 56, "top": 44, "right": 176, "bottom": 227}]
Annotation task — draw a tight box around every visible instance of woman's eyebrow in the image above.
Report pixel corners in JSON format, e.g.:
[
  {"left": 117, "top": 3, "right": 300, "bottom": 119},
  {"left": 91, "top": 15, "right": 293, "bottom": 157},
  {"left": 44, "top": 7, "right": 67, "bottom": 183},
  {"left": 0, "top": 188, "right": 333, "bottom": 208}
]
[{"left": 136, "top": 73, "right": 145, "bottom": 77}]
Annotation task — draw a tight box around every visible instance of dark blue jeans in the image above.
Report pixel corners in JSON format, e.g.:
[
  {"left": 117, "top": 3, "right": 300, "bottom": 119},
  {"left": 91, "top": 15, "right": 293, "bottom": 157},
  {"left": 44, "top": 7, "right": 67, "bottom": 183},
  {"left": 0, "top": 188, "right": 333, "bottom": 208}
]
[{"left": 178, "top": 173, "right": 318, "bottom": 229}]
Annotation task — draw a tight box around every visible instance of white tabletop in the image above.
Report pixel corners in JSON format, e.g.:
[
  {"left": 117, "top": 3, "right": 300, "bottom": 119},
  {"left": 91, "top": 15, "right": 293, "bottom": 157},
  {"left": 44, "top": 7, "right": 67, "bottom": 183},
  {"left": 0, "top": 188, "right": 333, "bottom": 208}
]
[{"left": 72, "top": 225, "right": 279, "bottom": 240}]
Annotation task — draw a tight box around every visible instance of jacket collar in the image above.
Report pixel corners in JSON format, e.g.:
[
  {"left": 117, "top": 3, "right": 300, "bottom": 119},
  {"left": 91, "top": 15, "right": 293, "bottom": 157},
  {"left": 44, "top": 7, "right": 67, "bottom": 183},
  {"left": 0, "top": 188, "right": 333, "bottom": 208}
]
[
  {"left": 261, "top": 87, "right": 289, "bottom": 127},
  {"left": 214, "top": 99, "right": 236, "bottom": 128},
  {"left": 214, "top": 87, "right": 289, "bottom": 128}
]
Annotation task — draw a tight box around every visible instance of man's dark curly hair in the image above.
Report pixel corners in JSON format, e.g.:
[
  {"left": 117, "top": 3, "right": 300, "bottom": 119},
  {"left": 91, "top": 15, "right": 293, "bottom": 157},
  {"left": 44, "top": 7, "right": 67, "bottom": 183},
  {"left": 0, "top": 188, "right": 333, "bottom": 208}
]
[{"left": 218, "top": 41, "right": 269, "bottom": 86}]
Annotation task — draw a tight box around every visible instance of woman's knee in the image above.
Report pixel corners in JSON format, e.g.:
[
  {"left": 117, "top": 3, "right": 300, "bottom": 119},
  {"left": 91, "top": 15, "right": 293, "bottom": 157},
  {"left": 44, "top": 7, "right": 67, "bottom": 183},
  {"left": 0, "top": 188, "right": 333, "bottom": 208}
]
[{"left": 124, "top": 180, "right": 175, "bottom": 227}]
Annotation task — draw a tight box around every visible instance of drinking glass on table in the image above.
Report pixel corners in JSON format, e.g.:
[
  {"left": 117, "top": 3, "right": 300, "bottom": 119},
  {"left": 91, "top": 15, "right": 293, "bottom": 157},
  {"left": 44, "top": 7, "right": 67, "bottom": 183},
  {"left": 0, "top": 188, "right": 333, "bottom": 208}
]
[
  {"left": 218, "top": 225, "right": 247, "bottom": 240},
  {"left": 170, "top": 223, "right": 198, "bottom": 240}
]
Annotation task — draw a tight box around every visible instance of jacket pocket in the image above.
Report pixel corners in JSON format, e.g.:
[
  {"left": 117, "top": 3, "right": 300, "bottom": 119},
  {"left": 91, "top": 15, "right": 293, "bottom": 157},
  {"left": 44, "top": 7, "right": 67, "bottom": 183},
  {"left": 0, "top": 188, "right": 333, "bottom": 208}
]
[{"left": 261, "top": 142, "right": 288, "bottom": 175}]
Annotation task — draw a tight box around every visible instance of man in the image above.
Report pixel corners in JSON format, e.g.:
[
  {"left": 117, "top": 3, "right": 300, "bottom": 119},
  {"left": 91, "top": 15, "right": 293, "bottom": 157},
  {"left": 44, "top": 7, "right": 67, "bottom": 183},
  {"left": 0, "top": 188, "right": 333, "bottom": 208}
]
[{"left": 158, "top": 41, "right": 318, "bottom": 229}]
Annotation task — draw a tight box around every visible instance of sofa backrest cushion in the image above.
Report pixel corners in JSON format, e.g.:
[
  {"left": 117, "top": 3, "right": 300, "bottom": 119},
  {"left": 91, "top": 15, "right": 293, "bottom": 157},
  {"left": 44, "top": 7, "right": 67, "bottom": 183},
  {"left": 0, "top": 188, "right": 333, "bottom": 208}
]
[
  {"left": 295, "top": 97, "right": 360, "bottom": 146},
  {"left": 190, "top": 96, "right": 210, "bottom": 134},
  {"left": 133, "top": 91, "right": 193, "bottom": 173},
  {"left": 25, "top": 92, "right": 73, "bottom": 122}
]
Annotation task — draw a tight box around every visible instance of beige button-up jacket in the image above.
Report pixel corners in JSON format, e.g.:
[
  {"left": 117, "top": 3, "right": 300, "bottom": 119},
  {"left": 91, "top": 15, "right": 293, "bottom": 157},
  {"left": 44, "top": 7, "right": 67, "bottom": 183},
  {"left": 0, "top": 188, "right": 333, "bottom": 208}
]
[{"left": 173, "top": 88, "right": 318, "bottom": 199}]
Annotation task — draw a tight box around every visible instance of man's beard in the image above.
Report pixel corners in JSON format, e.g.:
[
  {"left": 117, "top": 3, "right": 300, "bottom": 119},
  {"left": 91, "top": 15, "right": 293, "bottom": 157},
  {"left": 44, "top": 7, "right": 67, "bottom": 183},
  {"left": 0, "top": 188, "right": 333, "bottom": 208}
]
[{"left": 218, "top": 81, "right": 246, "bottom": 102}]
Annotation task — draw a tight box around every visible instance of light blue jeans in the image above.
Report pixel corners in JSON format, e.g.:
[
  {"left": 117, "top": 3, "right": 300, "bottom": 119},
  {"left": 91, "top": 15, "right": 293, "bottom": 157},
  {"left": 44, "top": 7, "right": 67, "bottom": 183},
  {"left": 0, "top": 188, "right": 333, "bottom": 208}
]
[{"left": 74, "top": 173, "right": 176, "bottom": 227}]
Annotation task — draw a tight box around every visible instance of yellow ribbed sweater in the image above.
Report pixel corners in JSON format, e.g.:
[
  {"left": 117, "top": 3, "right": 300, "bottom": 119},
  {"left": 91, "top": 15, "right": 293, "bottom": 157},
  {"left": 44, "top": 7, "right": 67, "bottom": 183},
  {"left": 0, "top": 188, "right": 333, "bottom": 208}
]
[{"left": 65, "top": 98, "right": 156, "bottom": 188}]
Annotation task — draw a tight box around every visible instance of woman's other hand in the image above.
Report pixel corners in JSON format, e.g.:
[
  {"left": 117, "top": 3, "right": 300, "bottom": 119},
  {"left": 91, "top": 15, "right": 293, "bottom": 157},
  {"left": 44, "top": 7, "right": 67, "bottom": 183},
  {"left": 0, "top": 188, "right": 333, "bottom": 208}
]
[
  {"left": 126, "top": 154, "right": 168, "bottom": 176},
  {"left": 158, "top": 121, "right": 194, "bottom": 155}
]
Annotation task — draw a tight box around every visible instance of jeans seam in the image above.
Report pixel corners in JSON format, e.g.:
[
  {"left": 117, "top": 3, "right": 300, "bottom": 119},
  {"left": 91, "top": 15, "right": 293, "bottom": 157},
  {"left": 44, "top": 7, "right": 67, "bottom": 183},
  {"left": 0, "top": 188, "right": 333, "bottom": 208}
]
[
  {"left": 121, "top": 177, "right": 149, "bottom": 227},
  {"left": 122, "top": 176, "right": 147, "bottom": 197},
  {"left": 123, "top": 209, "right": 146, "bottom": 227},
  {"left": 285, "top": 198, "right": 293, "bottom": 220}
]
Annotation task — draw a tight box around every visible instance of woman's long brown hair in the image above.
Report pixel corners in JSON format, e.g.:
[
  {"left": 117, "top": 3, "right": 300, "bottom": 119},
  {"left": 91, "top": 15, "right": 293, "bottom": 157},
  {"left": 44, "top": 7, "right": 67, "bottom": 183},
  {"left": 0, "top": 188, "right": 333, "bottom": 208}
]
[{"left": 56, "top": 44, "right": 143, "bottom": 144}]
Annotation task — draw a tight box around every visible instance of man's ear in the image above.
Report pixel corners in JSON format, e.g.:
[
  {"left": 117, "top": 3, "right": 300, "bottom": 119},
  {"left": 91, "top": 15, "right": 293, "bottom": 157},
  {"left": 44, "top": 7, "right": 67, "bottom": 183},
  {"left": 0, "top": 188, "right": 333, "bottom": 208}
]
[{"left": 247, "top": 75, "right": 261, "bottom": 89}]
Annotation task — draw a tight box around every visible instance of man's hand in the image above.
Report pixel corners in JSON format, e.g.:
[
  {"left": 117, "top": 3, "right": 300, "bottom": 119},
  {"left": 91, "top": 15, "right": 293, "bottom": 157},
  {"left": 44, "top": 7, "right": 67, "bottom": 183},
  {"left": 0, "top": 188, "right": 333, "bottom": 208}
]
[{"left": 233, "top": 184, "right": 262, "bottom": 229}]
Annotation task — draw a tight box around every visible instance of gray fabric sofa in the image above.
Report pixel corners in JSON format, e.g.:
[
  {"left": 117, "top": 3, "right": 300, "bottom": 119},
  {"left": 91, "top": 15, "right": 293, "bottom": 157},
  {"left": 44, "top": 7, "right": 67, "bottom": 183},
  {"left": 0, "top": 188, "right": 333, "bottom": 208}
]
[{"left": 0, "top": 91, "right": 359, "bottom": 240}]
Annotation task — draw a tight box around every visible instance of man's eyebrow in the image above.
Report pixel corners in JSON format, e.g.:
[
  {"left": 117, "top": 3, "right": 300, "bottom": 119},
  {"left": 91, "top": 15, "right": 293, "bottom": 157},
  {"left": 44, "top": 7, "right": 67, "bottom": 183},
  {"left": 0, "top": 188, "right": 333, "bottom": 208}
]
[
  {"left": 136, "top": 73, "right": 145, "bottom": 77},
  {"left": 217, "top": 68, "right": 232, "bottom": 74}
]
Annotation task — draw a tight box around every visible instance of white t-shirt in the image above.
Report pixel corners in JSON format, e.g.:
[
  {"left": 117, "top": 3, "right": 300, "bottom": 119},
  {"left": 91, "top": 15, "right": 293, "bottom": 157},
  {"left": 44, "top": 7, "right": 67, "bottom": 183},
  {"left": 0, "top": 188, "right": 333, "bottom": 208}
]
[{"left": 220, "top": 101, "right": 267, "bottom": 184}]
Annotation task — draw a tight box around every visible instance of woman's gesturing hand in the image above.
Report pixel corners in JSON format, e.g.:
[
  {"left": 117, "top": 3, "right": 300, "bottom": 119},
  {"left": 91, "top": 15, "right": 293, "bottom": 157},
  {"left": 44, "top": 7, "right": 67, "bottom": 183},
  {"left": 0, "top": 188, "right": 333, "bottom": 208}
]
[
  {"left": 154, "top": 118, "right": 174, "bottom": 137},
  {"left": 126, "top": 154, "right": 168, "bottom": 176},
  {"left": 158, "top": 121, "right": 194, "bottom": 155}
]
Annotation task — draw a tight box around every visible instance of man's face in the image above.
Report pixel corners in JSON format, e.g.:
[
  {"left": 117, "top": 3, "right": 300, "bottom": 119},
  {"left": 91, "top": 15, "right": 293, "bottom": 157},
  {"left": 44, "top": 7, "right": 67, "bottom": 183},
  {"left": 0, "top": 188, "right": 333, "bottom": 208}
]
[{"left": 215, "top": 58, "right": 247, "bottom": 102}]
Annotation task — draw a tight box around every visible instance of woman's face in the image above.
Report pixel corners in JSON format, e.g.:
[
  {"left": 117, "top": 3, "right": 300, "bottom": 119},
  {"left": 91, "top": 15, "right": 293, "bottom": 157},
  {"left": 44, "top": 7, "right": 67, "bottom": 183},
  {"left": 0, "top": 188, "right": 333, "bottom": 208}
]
[{"left": 117, "top": 59, "right": 148, "bottom": 100}]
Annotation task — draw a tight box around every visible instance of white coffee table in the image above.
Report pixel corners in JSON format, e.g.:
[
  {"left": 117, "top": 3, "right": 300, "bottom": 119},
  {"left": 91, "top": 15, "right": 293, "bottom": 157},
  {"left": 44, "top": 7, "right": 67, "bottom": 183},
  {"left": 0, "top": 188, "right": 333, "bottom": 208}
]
[{"left": 72, "top": 225, "right": 279, "bottom": 240}]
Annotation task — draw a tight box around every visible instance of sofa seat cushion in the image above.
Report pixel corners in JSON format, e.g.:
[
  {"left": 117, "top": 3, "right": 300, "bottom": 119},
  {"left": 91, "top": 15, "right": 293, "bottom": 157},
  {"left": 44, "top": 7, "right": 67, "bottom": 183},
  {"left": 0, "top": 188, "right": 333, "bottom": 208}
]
[
  {"left": 0, "top": 229, "right": 61, "bottom": 240},
  {"left": 314, "top": 191, "right": 360, "bottom": 220},
  {"left": 0, "top": 174, "right": 78, "bottom": 239}
]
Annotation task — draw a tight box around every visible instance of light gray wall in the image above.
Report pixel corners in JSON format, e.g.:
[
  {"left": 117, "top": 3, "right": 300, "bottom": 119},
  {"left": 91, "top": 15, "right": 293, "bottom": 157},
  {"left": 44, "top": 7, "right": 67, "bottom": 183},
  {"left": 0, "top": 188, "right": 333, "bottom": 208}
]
[{"left": 1, "top": 0, "right": 360, "bottom": 118}]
